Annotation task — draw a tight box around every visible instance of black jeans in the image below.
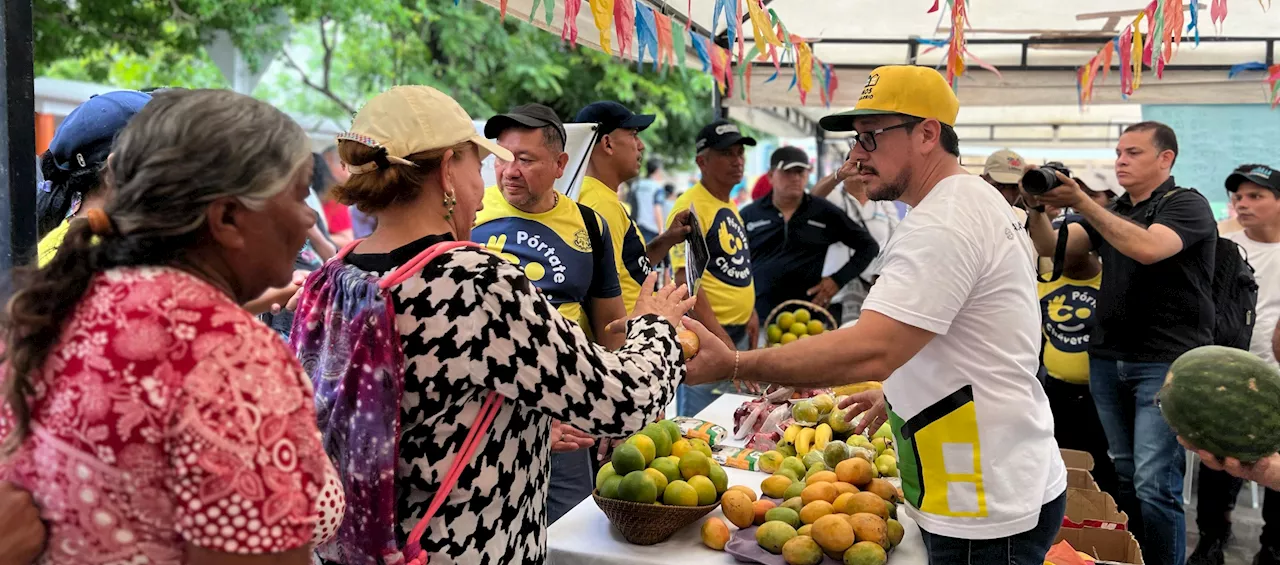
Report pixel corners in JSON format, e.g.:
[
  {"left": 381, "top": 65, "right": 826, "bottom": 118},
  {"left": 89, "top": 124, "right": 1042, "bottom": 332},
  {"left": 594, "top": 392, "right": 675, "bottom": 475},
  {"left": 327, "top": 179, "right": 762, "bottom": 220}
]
[
  {"left": 1042, "top": 374, "right": 1119, "bottom": 499},
  {"left": 918, "top": 492, "right": 1067, "bottom": 565},
  {"left": 1196, "top": 463, "right": 1278, "bottom": 545}
]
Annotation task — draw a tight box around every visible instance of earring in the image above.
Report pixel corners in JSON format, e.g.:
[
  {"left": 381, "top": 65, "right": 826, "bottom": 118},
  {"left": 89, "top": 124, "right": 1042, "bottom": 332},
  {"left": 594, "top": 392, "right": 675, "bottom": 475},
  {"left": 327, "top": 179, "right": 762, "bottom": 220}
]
[{"left": 443, "top": 192, "right": 457, "bottom": 222}]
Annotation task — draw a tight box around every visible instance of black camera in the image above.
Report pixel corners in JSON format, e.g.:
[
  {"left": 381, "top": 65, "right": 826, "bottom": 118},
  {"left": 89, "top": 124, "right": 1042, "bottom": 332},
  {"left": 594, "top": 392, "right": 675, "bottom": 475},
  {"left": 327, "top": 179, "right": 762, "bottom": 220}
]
[{"left": 1021, "top": 162, "right": 1073, "bottom": 195}]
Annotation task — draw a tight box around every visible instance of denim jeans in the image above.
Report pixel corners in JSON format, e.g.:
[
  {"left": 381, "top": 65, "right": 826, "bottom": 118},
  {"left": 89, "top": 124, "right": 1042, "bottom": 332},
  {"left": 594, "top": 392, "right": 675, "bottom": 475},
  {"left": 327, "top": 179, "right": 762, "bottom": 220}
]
[
  {"left": 547, "top": 449, "right": 594, "bottom": 524},
  {"left": 918, "top": 492, "right": 1066, "bottom": 565},
  {"left": 677, "top": 324, "right": 750, "bottom": 417},
  {"left": 1088, "top": 358, "right": 1186, "bottom": 565}
]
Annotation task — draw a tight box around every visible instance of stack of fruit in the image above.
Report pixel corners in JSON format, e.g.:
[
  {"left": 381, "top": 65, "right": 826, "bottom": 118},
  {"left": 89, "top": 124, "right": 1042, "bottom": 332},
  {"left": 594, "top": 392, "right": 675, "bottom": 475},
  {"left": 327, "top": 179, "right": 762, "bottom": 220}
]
[
  {"left": 762, "top": 394, "right": 899, "bottom": 480},
  {"left": 595, "top": 420, "right": 730, "bottom": 508},
  {"left": 766, "top": 308, "right": 827, "bottom": 347},
  {"left": 703, "top": 456, "right": 905, "bottom": 564}
]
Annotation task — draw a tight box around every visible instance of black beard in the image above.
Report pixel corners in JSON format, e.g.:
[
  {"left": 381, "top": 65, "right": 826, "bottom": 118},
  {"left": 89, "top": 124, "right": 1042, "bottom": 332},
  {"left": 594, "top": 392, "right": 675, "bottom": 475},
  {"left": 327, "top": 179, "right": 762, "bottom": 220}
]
[{"left": 868, "top": 165, "right": 911, "bottom": 202}]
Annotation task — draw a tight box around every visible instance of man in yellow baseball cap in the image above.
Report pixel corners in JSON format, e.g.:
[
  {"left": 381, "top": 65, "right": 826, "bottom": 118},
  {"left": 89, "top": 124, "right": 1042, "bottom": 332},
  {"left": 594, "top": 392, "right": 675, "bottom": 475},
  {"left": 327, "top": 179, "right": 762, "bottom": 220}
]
[{"left": 683, "top": 65, "right": 1068, "bottom": 564}]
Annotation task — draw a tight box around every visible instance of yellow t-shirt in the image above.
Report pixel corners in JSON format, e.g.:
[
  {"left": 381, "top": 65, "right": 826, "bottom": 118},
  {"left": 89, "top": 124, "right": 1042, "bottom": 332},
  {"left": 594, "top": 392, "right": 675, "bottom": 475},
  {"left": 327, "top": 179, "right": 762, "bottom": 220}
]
[
  {"left": 472, "top": 186, "right": 622, "bottom": 331},
  {"left": 577, "top": 177, "right": 653, "bottom": 313},
  {"left": 37, "top": 219, "right": 72, "bottom": 267},
  {"left": 1038, "top": 271, "right": 1102, "bottom": 385},
  {"left": 666, "top": 182, "right": 755, "bottom": 326}
]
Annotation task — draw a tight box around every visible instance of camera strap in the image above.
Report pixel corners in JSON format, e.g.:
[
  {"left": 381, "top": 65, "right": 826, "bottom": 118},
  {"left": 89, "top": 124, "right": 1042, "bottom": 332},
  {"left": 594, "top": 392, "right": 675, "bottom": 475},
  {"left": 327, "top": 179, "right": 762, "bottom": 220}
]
[{"left": 1037, "top": 218, "right": 1071, "bottom": 284}]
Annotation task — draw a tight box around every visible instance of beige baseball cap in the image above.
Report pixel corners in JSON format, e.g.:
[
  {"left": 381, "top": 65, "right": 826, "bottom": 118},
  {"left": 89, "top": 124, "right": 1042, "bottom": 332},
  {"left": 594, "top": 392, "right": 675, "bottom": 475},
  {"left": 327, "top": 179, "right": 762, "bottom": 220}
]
[
  {"left": 337, "top": 85, "right": 513, "bottom": 174},
  {"left": 983, "top": 149, "right": 1027, "bottom": 184}
]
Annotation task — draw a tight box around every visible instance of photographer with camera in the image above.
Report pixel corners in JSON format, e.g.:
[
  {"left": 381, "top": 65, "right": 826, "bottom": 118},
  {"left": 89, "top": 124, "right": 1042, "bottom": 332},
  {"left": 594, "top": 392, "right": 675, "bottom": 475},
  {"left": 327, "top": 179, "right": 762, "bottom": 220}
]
[{"left": 1024, "top": 122, "right": 1216, "bottom": 565}]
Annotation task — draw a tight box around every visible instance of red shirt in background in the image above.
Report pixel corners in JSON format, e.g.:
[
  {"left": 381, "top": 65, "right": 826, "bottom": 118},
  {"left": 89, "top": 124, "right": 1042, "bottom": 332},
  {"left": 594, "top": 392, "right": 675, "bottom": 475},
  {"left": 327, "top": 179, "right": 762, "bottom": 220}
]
[
  {"left": 750, "top": 174, "right": 772, "bottom": 201},
  {"left": 322, "top": 200, "right": 353, "bottom": 234}
]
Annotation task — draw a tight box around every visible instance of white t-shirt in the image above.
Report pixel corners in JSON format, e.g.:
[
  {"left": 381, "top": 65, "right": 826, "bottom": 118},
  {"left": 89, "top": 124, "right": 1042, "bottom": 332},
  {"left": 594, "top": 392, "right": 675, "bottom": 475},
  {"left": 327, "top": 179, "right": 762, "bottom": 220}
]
[
  {"left": 822, "top": 190, "right": 900, "bottom": 280},
  {"left": 862, "top": 174, "right": 1066, "bottom": 540},
  {"left": 1225, "top": 231, "right": 1280, "bottom": 367}
]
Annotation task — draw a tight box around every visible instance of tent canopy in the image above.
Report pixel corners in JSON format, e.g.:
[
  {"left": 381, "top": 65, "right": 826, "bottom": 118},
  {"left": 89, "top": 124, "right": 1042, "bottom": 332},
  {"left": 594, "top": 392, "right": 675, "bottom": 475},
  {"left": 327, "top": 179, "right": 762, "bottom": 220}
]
[{"left": 477, "top": 0, "right": 1278, "bottom": 140}]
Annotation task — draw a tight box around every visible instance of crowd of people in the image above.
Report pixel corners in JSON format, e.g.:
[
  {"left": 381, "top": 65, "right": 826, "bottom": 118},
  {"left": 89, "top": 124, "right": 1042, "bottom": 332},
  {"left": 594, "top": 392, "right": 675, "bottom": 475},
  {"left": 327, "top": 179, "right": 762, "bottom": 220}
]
[{"left": 0, "top": 64, "right": 1276, "bottom": 565}]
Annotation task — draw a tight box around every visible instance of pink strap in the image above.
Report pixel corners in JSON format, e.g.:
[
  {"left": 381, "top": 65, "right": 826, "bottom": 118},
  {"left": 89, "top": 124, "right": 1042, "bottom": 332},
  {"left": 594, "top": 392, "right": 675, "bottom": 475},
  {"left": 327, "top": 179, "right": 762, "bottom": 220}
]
[
  {"left": 403, "top": 391, "right": 504, "bottom": 564},
  {"left": 381, "top": 241, "right": 480, "bottom": 289},
  {"left": 334, "top": 239, "right": 363, "bottom": 260}
]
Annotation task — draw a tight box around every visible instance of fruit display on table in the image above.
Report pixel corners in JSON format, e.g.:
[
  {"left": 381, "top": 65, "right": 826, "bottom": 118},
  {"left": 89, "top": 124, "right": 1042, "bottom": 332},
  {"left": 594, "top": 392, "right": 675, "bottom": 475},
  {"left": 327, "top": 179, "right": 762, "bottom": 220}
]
[
  {"left": 1158, "top": 345, "right": 1280, "bottom": 462},
  {"left": 703, "top": 459, "right": 906, "bottom": 565}
]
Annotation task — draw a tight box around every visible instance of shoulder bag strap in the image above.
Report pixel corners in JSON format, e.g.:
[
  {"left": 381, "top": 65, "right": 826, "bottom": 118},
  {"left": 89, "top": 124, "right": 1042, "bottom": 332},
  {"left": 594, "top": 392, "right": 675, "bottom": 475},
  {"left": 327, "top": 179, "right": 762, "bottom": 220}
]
[
  {"left": 575, "top": 202, "right": 606, "bottom": 322},
  {"left": 381, "top": 241, "right": 482, "bottom": 289}
]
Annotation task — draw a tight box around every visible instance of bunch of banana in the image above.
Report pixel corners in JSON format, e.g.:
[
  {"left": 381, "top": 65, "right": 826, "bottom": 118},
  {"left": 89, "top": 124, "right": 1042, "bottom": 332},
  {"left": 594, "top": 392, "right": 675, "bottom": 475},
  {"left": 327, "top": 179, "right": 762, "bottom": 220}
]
[
  {"left": 779, "top": 423, "right": 801, "bottom": 452},
  {"left": 813, "top": 423, "right": 833, "bottom": 451},
  {"left": 795, "top": 427, "right": 817, "bottom": 456}
]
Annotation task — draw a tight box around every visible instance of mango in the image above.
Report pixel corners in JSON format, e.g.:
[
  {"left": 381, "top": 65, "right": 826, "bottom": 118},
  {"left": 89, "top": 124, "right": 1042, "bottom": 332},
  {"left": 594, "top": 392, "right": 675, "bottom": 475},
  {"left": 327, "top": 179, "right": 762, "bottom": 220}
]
[
  {"left": 701, "top": 517, "right": 730, "bottom": 550},
  {"left": 781, "top": 456, "right": 807, "bottom": 478},
  {"left": 781, "top": 496, "right": 804, "bottom": 514},
  {"left": 777, "top": 467, "right": 801, "bottom": 482},
  {"left": 784, "top": 480, "right": 807, "bottom": 501},
  {"left": 765, "top": 506, "right": 802, "bottom": 529},
  {"left": 755, "top": 521, "right": 798, "bottom": 554},
  {"left": 845, "top": 492, "right": 889, "bottom": 519},
  {"left": 833, "top": 482, "right": 859, "bottom": 496},
  {"left": 726, "top": 485, "right": 758, "bottom": 502},
  {"left": 721, "top": 489, "right": 755, "bottom": 528},
  {"left": 811, "top": 514, "right": 855, "bottom": 555},
  {"left": 833, "top": 492, "right": 856, "bottom": 514},
  {"left": 761, "top": 474, "right": 793, "bottom": 499},
  {"left": 807, "top": 470, "right": 838, "bottom": 485},
  {"left": 843, "top": 541, "right": 888, "bottom": 565},
  {"left": 708, "top": 461, "right": 729, "bottom": 494},
  {"left": 803, "top": 451, "right": 826, "bottom": 469},
  {"left": 865, "top": 478, "right": 897, "bottom": 502},
  {"left": 886, "top": 518, "right": 905, "bottom": 548},
  {"left": 759, "top": 450, "right": 785, "bottom": 474},
  {"left": 782, "top": 535, "right": 823, "bottom": 565},
  {"left": 847, "top": 513, "right": 889, "bottom": 549},
  {"left": 823, "top": 440, "right": 851, "bottom": 469},
  {"left": 797, "top": 524, "right": 812, "bottom": 537},
  {"left": 801, "top": 482, "right": 839, "bottom": 506},
  {"left": 752, "top": 499, "right": 776, "bottom": 525},
  {"left": 835, "top": 458, "right": 874, "bottom": 487},
  {"left": 799, "top": 500, "right": 834, "bottom": 525}
]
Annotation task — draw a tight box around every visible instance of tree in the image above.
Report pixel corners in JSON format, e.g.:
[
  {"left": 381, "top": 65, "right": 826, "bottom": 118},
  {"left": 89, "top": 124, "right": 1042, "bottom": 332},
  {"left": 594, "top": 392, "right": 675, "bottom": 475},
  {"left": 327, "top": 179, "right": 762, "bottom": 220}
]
[{"left": 36, "top": 0, "right": 717, "bottom": 166}]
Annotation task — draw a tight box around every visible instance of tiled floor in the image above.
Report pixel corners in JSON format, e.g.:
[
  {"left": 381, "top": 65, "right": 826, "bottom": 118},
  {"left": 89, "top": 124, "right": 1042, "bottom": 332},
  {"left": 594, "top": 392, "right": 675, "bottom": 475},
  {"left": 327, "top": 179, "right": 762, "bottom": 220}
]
[{"left": 1185, "top": 478, "right": 1268, "bottom": 565}]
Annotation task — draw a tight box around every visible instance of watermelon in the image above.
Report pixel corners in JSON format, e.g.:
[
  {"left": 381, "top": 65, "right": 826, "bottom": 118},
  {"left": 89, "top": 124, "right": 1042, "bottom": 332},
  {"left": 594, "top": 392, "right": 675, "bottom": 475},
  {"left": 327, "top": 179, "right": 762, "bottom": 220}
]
[{"left": 1158, "top": 345, "right": 1280, "bottom": 462}]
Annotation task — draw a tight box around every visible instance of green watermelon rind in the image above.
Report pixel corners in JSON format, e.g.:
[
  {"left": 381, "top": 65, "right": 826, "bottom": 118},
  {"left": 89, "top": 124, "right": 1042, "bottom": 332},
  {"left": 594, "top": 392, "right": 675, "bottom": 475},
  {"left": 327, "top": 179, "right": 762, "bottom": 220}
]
[{"left": 1158, "top": 345, "right": 1280, "bottom": 463}]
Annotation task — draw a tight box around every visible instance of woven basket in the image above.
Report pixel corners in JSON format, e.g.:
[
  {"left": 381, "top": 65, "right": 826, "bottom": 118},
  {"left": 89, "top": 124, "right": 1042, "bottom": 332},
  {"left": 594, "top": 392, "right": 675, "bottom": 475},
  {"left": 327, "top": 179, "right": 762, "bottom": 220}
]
[
  {"left": 592, "top": 491, "right": 720, "bottom": 545},
  {"left": 764, "top": 299, "right": 838, "bottom": 336}
]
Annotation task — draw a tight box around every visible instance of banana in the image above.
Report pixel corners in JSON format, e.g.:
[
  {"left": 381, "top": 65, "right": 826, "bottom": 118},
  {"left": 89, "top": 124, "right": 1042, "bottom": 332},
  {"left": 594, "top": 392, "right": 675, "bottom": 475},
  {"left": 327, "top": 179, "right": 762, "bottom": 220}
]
[
  {"left": 784, "top": 424, "right": 802, "bottom": 445},
  {"left": 796, "top": 427, "right": 816, "bottom": 457},
  {"left": 833, "top": 382, "right": 883, "bottom": 396},
  {"left": 814, "top": 423, "right": 833, "bottom": 451}
]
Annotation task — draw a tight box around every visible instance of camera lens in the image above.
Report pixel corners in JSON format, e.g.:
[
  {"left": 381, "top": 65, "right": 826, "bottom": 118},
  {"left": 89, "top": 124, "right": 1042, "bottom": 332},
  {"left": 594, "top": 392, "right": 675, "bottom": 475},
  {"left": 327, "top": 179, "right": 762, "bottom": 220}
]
[{"left": 1021, "top": 168, "right": 1062, "bottom": 195}]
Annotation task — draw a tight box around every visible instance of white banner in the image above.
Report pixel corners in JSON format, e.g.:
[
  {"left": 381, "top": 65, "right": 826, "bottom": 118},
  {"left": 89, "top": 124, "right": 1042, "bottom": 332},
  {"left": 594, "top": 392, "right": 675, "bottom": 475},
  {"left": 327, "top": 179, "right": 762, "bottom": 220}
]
[{"left": 473, "top": 121, "right": 600, "bottom": 200}]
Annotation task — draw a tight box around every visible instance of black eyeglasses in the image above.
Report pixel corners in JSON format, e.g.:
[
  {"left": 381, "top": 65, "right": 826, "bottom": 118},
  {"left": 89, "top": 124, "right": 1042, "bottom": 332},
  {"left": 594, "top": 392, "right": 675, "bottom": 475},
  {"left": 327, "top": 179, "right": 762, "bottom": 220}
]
[{"left": 850, "top": 119, "right": 922, "bottom": 153}]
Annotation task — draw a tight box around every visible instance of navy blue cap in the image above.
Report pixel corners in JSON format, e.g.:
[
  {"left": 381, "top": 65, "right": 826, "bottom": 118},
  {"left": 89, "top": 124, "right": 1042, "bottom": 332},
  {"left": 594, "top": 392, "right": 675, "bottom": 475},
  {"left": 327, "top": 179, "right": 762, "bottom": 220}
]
[
  {"left": 573, "top": 101, "right": 655, "bottom": 136},
  {"left": 1226, "top": 164, "right": 1280, "bottom": 194},
  {"left": 49, "top": 90, "right": 152, "bottom": 172},
  {"left": 695, "top": 119, "right": 757, "bottom": 152}
]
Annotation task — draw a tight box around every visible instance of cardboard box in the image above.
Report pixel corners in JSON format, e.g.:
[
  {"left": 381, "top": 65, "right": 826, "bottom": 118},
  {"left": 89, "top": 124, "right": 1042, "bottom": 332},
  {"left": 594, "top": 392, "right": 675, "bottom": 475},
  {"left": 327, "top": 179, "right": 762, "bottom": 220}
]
[
  {"left": 1054, "top": 526, "right": 1144, "bottom": 564},
  {"left": 1061, "top": 448, "right": 1096, "bottom": 471},
  {"left": 1064, "top": 487, "right": 1129, "bottom": 529},
  {"left": 1067, "top": 468, "right": 1100, "bottom": 492}
]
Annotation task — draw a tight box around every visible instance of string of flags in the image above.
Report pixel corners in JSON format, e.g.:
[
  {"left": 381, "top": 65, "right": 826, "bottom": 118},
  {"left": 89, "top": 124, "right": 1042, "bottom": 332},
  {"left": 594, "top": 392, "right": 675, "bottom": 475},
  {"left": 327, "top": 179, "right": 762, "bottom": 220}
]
[
  {"left": 1076, "top": 0, "right": 1275, "bottom": 106},
  {"left": 461, "top": 0, "right": 839, "bottom": 106}
]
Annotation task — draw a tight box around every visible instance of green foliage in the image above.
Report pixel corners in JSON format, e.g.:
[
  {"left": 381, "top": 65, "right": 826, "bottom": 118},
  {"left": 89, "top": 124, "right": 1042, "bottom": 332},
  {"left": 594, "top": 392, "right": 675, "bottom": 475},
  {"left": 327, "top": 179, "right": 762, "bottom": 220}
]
[{"left": 35, "top": 0, "right": 717, "bottom": 166}]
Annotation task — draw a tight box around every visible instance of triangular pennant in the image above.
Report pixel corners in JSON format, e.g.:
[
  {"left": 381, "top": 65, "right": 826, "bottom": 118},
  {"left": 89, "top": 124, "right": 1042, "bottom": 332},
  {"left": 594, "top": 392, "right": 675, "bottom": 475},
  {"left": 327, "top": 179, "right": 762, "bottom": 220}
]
[
  {"left": 614, "top": 0, "right": 636, "bottom": 57},
  {"left": 672, "top": 18, "right": 687, "bottom": 76},
  {"left": 531, "top": 0, "right": 555, "bottom": 24},
  {"left": 563, "top": 0, "right": 583, "bottom": 43},
  {"left": 636, "top": 2, "right": 659, "bottom": 69},
  {"left": 691, "top": 32, "right": 712, "bottom": 73},
  {"left": 589, "top": 0, "right": 615, "bottom": 54},
  {"left": 655, "top": 11, "right": 675, "bottom": 71}
]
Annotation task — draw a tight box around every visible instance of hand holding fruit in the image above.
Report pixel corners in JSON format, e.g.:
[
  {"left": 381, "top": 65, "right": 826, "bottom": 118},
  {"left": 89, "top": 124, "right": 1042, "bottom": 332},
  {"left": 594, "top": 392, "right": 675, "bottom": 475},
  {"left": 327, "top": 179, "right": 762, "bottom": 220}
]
[
  {"left": 839, "top": 389, "right": 888, "bottom": 435},
  {"left": 1181, "top": 437, "right": 1280, "bottom": 490},
  {"left": 682, "top": 317, "right": 734, "bottom": 385},
  {"left": 608, "top": 273, "right": 696, "bottom": 333},
  {"left": 805, "top": 277, "right": 840, "bottom": 308}
]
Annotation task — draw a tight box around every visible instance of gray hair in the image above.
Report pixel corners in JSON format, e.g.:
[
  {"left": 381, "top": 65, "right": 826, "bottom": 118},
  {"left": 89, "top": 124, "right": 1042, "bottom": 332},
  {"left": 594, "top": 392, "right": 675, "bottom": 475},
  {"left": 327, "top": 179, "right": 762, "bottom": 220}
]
[{"left": 106, "top": 89, "right": 311, "bottom": 238}]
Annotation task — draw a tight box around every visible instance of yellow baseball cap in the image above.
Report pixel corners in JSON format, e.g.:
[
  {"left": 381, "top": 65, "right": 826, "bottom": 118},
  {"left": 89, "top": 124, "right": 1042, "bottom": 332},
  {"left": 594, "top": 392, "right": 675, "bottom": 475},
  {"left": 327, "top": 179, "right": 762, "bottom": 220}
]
[
  {"left": 819, "top": 66, "right": 960, "bottom": 131},
  {"left": 338, "top": 85, "right": 513, "bottom": 174}
]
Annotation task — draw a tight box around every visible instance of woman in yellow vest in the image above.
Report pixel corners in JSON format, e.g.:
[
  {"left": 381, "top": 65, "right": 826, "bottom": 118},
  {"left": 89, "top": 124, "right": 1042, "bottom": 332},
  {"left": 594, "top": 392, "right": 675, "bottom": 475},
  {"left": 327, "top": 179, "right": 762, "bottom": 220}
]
[{"left": 1038, "top": 206, "right": 1117, "bottom": 497}]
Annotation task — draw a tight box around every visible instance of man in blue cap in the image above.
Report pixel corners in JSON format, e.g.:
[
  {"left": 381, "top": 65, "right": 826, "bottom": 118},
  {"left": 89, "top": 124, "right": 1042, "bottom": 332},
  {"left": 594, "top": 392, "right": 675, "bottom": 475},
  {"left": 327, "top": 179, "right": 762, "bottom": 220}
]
[{"left": 36, "top": 90, "right": 152, "bottom": 266}]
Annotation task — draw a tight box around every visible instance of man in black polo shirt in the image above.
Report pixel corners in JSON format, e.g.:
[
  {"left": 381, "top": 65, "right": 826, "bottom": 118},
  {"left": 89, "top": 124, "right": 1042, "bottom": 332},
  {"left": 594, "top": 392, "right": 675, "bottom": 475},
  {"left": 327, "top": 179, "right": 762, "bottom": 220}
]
[
  {"left": 741, "top": 146, "right": 879, "bottom": 327},
  {"left": 1026, "top": 121, "right": 1214, "bottom": 565}
]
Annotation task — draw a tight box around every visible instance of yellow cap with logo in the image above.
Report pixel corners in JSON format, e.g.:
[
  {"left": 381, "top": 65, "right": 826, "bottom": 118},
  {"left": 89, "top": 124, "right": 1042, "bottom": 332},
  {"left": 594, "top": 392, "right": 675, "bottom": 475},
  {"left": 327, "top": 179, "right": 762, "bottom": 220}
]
[{"left": 819, "top": 65, "right": 960, "bottom": 131}]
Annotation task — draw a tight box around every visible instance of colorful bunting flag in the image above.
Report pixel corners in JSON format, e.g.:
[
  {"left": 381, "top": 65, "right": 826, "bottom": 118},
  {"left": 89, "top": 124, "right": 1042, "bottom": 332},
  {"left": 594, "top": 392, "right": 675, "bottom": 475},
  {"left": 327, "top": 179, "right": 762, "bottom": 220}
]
[
  {"left": 671, "top": 17, "right": 686, "bottom": 75},
  {"left": 691, "top": 31, "right": 712, "bottom": 73},
  {"left": 713, "top": 0, "right": 739, "bottom": 60},
  {"left": 655, "top": 11, "right": 676, "bottom": 71},
  {"left": 793, "top": 38, "right": 814, "bottom": 104},
  {"left": 1268, "top": 64, "right": 1280, "bottom": 107},
  {"left": 745, "top": 0, "right": 783, "bottom": 58},
  {"left": 636, "top": 2, "right": 659, "bottom": 69},
  {"left": 1211, "top": 0, "right": 1227, "bottom": 31},
  {"left": 710, "top": 45, "right": 733, "bottom": 95},
  {"left": 615, "top": 0, "right": 636, "bottom": 57},
  {"left": 562, "top": 0, "right": 583, "bottom": 43},
  {"left": 589, "top": 0, "right": 615, "bottom": 54},
  {"left": 531, "top": 0, "right": 556, "bottom": 24}
]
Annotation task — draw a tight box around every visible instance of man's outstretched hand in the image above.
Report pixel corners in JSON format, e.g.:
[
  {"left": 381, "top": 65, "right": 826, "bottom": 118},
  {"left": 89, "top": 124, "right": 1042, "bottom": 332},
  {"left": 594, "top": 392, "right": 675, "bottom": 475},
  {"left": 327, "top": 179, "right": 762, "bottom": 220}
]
[
  {"left": 840, "top": 389, "right": 888, "bottom": 435},
  {"left": 1180, "top": 437, "right": 1280, "bottom": 491}
]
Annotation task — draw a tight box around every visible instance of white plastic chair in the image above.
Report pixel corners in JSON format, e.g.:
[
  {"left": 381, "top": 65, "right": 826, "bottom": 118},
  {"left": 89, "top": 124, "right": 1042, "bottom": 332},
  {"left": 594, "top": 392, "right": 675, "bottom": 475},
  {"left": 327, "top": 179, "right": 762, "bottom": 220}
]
[{"left": 1185, "top": 450, "right": 1260, "bottom": 508}]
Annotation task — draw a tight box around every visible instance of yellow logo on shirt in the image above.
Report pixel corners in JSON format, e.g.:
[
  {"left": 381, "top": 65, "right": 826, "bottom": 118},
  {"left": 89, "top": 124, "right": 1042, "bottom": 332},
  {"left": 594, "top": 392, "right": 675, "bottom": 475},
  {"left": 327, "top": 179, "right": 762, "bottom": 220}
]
[{"left": 572, "top": 229, "right": 592, "bottom": 253}]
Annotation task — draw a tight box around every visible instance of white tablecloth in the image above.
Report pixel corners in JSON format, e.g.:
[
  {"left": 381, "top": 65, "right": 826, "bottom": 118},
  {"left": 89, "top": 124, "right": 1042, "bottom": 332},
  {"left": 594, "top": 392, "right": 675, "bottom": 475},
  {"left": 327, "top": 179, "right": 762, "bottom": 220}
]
[{"left": 547, "top": 394, "right": 928, "bottom": 565}]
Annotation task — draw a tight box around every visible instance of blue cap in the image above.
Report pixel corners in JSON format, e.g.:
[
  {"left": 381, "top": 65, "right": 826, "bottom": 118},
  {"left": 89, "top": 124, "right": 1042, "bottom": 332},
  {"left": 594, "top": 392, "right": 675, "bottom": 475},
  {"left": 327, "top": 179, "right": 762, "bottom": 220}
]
[
  {"left": 573, "top": 101, "right": 655, "bottom": 135},
  {"left": 49, "top": 90, "right": 152, "bottom": 172}
]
